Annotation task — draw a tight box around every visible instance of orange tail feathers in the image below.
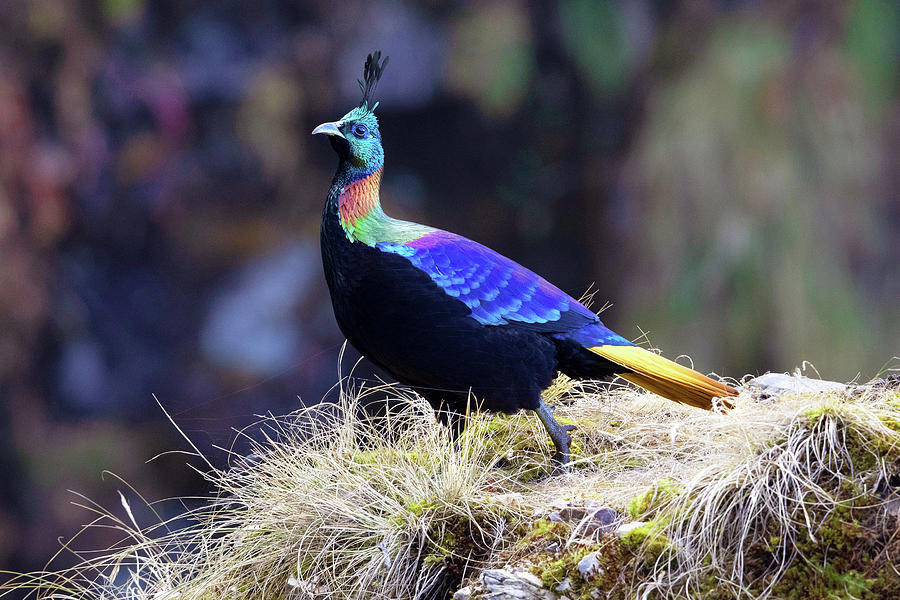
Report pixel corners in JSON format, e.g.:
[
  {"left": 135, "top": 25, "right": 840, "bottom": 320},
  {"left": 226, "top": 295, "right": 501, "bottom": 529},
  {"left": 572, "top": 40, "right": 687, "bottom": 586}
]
[{"left": 588, "top": 345, "right": 737, "bottom": 410}]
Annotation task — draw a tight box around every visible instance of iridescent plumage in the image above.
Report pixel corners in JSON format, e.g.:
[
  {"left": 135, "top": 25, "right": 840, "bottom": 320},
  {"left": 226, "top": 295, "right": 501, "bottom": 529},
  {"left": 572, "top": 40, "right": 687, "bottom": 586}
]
[{"left": 314, "top": 52, "right": 738, "bottom": 468}]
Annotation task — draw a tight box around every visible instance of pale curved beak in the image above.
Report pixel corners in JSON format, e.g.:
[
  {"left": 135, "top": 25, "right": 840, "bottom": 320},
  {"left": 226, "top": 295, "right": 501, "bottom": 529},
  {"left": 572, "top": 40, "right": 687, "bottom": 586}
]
[{"left": 312, "top": 121, "right": 345, "bottom": 138}]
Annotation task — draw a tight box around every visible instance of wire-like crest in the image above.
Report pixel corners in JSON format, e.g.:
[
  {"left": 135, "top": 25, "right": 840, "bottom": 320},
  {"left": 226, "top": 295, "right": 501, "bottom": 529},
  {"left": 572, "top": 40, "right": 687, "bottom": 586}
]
[{"left": 358, "top": 50, "right": 389, "bottom": 109}]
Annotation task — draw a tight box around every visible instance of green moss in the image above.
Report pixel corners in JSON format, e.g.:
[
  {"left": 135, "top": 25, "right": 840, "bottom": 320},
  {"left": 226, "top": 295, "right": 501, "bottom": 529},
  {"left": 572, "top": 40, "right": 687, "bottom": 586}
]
[
  {"left": 350, "top": 448, "right": 433, "bottom": 467},
  {"left": 521, "top": 405, "right": 899, "bottom": 600},
  {"left": 618, "top": 520, "right": 672, "bottom": 566},
  {"left": 802, "top": 407, "right": 898, "bottom": 471},
  {"left": 802, "top": 404, "right": 840, "bottom": 421},
  {"left": 519, "top": 512, "right": 625, "bottom": 599},
  {"left": 708, "top": 405, "right": 896, "bottom": 599},
  {"left": 514, "top": 517, "right": 570, "bottom": 550},
  {"left": 617, "top": 522, "right": 650, "bottom": 551},
  {"left": 531, "top": 543, "right": 626, "bottom": 600},
  {"left": 420, "top": 504, "right": 517, "bottom": 594},
  {"left": 463, "top": 414, "right": 554, "bottom": 481},
  {"left": 627, "top": 478, "right": 683, "bottom": 519},
  {"left": 765, "top": 483, "right": 884, "bottom": 599},
  {"left": 464, "top": 407, "right": 620, "bottom": 481},
  {"left": 883, "top": 389, "right": 900, "bottom": 412},
  {"left": 404, "top": 499, "right": 439, "bottom": 517},
  {"left": 522, "top": 510, "right": 678, "bottom": 599},
  {"left": 870, "top": 559, "right": 900, "bottom": 598},
  {"left": 775, "top": 561, "right": 874, "bottom": 600},
  {"left": 534, "top": 549, "right": 582, "bottom": 589}
]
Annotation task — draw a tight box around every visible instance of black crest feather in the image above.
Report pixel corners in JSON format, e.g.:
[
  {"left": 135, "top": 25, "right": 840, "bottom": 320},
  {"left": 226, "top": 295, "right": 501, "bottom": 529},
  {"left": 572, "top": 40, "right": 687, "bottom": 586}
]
[{"left": 358, "top": 51, "right": 389, "bottom": 109}]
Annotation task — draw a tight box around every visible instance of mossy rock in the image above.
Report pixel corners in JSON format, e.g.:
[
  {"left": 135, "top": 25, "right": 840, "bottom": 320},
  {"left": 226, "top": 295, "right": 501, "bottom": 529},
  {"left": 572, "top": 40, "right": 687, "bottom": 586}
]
[{"left": 531, "top": 542, "right": 626, "bottom": 600}]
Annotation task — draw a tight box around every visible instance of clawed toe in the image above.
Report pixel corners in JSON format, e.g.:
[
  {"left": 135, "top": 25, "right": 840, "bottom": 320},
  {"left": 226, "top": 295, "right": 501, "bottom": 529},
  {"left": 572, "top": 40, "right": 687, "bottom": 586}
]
[
  {"left": 536, "top": 400, "right": 578, "bottom": 474},
  {"left": 551, "top": 452, "right": 571, "bottom": 474}
]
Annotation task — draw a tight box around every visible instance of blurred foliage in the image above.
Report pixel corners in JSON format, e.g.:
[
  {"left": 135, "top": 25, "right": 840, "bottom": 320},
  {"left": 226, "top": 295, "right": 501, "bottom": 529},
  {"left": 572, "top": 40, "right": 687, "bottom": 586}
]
[
  {"left": 447, "top": 1, "right": 534, "bottom": 118},
  {"left": 0, "top": 0, "right": 897, "bottom": 577},
  {"left": 845, "top": 0, "right": 900, "bottom": 110},
  {"left": 621, "top": 10, "right": 899, "bottom": 377},
  {"left": 560, "top": 0, "right": 631, "bottom": 96}
]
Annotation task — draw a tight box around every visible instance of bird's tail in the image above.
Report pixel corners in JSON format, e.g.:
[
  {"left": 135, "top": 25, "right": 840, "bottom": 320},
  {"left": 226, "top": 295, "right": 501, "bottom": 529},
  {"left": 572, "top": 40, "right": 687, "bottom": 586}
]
[{"left": 588, "top": 345, "right": 737, "bottom": 410}]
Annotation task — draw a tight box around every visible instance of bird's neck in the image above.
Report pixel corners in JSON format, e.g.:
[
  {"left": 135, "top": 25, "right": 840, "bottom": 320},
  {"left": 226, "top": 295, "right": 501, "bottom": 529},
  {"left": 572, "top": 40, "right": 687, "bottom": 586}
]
[
  {"left": 327, "top": 165, "right": 433, "bottom": 246},
  {"left": 336, "top": 167, "right": 385, "bottom": 240}
]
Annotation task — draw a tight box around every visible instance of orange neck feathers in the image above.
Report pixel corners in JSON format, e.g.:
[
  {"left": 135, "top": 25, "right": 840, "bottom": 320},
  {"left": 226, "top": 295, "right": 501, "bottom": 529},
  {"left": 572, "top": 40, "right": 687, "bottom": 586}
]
[{"left": 339, "top": 168, "right": 383, "bottom": 230}]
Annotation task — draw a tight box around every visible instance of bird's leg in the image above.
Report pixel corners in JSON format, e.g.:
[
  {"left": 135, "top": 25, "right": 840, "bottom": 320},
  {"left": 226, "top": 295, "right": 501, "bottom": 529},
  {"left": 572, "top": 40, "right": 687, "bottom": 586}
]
[
  {"left": 535, "top": 399, "right": 576, "bottom": 472},
  {"left": 433, "top": 405, "right": 467, "bottom": 455},
  {"left": 436, "top": 406, "right": 466, "bottom": 441}
]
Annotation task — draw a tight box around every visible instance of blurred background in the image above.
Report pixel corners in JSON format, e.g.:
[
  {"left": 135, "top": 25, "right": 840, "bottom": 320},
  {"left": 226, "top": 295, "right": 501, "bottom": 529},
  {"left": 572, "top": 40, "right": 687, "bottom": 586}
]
[{"left": 0, "top": 0, "right": 897, "bottom": 576}]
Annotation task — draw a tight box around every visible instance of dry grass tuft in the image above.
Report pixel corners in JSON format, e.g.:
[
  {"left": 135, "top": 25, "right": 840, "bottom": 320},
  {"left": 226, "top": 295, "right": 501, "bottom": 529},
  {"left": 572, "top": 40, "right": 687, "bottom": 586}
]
[
  {"left": 0, "top": 382, "right": 539, "bottom": 600},
  {"left": 2, "top": 368, "right": 898, "bottom": 600},
  {"left": 638, "top": 388, "right": 900, "bottom": 599}
]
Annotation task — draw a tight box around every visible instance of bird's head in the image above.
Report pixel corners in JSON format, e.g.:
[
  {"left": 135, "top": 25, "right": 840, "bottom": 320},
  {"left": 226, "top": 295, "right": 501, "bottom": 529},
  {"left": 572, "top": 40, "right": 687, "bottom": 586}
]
[
  {"left": 312, "top": 106, "right": 383, "bottom": 174},
  {"left": 313, "top": 51, "right": 388, "bottom": 177}
]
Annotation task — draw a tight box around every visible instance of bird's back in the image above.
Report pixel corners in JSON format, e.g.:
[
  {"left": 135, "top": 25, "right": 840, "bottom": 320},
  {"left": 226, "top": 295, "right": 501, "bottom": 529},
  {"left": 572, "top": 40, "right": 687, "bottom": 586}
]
[{"left": 322, "top": 205, "right": 576, "bottom": 410}]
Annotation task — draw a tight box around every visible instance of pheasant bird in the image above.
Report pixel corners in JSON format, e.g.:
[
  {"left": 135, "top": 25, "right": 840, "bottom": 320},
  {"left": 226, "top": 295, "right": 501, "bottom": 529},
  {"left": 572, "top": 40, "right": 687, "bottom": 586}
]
[{"left": 314, "top": 52, "right": 737, "bottom": 466}]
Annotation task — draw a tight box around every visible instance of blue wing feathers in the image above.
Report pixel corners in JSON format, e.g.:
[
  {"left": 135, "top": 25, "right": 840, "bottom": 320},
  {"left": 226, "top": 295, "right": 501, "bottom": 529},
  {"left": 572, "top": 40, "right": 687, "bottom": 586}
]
[{"left": 376, "top": 232, "right": 632, "bottom": 346}]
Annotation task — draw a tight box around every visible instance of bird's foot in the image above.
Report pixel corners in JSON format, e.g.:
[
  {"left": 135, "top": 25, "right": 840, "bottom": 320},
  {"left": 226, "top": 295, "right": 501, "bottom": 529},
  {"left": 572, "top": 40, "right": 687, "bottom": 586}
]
[
  {"left": 550, "top": 456, "right": 568, "bottom": 475},
  {"left": 536, "top": 400, "right": 578, "bottom": 475},
  {"left": 550, "top": 423, "right": 577, "bottom": 474}
]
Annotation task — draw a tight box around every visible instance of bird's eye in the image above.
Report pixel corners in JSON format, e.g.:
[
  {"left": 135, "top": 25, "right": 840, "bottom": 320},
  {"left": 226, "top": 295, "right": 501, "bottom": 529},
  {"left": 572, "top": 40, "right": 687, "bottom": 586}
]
[{"left": 352, "top": 123, "right": 369, "bottom": 138}]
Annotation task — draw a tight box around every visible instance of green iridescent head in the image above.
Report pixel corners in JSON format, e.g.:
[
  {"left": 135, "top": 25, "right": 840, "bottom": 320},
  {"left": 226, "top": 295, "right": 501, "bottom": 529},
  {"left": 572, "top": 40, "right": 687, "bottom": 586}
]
[
  {"left": 312, "top": 52, "right": 388, "bottom": 176},
  {"left": 312, "top": 106, "right": 383, "bottom": 174}
]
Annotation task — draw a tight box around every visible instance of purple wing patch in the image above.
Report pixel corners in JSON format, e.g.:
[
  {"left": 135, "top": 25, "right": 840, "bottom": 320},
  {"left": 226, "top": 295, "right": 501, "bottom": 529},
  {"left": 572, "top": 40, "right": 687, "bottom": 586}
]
[{"left": 376, "top": 230, "right": 631, "bottom": 345}]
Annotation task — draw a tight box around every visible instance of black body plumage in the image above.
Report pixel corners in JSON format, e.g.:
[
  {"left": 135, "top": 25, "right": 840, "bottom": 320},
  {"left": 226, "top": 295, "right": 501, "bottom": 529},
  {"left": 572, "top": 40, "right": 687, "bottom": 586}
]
[{"left": 320, "top": 178, "right": 590, "bottom": 419}]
